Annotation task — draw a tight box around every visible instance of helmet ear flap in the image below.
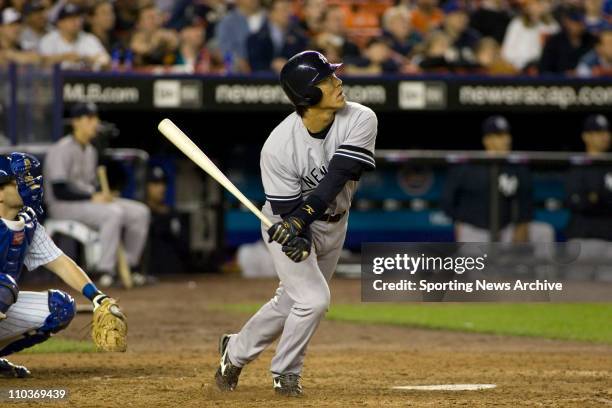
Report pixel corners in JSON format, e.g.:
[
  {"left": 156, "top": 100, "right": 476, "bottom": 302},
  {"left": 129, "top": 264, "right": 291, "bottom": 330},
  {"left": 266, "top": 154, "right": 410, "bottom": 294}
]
[{"left": 304, "top": 86, "right": 323, "bottom": 106}]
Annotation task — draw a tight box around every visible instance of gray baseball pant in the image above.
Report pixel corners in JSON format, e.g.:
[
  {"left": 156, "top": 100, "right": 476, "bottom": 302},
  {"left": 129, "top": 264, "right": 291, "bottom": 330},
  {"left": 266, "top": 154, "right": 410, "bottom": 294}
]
[
  {"left": 48, "top": 198, "right": 150, "bottom": 273},
  {"left": 228, "top": 212, "right": 348, "bottom": 376}
]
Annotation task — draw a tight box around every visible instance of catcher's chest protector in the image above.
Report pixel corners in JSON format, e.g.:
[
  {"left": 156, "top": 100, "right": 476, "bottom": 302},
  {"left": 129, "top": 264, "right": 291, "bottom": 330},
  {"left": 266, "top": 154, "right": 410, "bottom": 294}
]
[{"left": 0, "top": 219, "right": 36, "bottom": 280}]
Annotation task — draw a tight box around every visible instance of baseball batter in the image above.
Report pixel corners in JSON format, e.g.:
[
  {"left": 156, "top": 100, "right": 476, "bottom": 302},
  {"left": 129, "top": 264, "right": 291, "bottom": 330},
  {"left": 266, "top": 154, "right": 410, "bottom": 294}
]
[
  {"left": 215, "top": 51, "right": 377, "bottom": 397},
  {"left": 0, "top": 152, "right": 126, "bottom": 377}
]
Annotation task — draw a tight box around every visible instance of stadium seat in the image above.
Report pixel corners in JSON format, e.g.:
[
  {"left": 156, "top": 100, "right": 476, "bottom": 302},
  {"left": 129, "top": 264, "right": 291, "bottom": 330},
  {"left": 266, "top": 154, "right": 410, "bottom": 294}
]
[{"left": 44, "top": 219, "right": 102, "bottom": 270}]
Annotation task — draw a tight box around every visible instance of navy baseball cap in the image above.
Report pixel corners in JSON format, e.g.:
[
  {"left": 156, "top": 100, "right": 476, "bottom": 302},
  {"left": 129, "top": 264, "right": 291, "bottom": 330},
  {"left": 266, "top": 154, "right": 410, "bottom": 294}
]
[
  {"left": 482, "top": 115, "right": 510, "bottom": 135},
  {"left": 443, "top": 0, "right": 465, "bottom": 14},
  {"left": 583, "top": 114, "right": 610, "bottom": 132},
  {"left": 147, "top": 166, "right": 167, "bottom": 183},
  {"left": 24, "top": 0, "right": 47, "bottom": 16},
  {"left": 70, "top": 102, "right": 98, "bottom": 118},
  {"left": 56, "top": 3, "right": 82, "bottom": 22}
]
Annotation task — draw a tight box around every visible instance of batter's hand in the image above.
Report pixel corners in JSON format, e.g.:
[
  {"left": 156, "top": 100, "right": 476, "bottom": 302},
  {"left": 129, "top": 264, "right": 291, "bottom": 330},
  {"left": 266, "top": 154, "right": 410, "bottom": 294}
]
[
  {"left": 267, "top": 216, "right": 305, "bottom": 245},
  {"left": 282, "top": 236, "right": 311, "bottom": 262}
]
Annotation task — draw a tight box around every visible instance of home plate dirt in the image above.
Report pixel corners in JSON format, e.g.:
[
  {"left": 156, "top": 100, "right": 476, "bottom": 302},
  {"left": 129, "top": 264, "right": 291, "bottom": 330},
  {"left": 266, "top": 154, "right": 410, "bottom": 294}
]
[{"left": 7, "top": 277, "right": 612, "bottom": 408}]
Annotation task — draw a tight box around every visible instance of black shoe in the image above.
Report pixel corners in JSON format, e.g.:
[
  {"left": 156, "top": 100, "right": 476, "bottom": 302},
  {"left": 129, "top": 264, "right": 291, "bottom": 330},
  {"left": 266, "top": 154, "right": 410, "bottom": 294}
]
[
  {"left": 214, "top": 334, "right": 242, "bottom": 391},
  {"left": 0, "top": 358, "right": 31, "bottom": 378},
  {"left": 273, "top": 374, "right": 303, "bottom": 397}
]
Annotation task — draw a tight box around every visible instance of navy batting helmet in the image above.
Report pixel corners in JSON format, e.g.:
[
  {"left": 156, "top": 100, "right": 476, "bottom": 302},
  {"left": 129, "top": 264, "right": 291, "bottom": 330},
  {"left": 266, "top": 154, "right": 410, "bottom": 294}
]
[{"left": 279, "top": 51, "right": 342, "bottom": 107}]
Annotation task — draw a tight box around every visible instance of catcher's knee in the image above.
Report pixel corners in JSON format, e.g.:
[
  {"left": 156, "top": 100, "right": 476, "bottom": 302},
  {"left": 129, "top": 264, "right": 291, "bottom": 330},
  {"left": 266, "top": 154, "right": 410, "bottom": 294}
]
[
  {"left": 0, "top": 290, "right": 75, "bottom": 357},
  {"left": 42, "top": 290, "right": 76, "bottom": 333}
]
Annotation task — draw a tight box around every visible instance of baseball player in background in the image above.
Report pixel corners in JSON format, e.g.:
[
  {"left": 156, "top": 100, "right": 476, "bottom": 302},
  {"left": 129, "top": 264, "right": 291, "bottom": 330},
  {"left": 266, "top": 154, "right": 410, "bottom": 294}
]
[
  {"left": 0, "top": 152, "right": 124, "bottom": 377},
  {"left": 566, "top": 114, "right": 612, "bottom": 280},
  {"left": 215, "top": 51, "right": 377, "bottom": 397},
  {"left": 43, "top": 102, "right": 150, "bottom": 287},
  {"left": 442, "top": 115, "right": 554, "bottom": 244}
]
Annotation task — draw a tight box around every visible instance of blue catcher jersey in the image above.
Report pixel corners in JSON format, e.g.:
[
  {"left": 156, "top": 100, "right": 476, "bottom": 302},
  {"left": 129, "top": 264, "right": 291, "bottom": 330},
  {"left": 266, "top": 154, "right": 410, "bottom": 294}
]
[{"left": 0, "top": 219, "right": 37, "bottom": 281}]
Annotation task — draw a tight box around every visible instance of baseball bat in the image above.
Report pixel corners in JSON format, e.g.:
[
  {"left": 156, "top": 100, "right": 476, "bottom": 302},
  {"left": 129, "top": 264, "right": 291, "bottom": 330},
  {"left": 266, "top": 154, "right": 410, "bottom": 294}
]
[
  {"left": 97, "top": 166, "right": 134, "bottom": 289},
  {"left": 157, "top": 118, "right": 273, "bottom": 228}
]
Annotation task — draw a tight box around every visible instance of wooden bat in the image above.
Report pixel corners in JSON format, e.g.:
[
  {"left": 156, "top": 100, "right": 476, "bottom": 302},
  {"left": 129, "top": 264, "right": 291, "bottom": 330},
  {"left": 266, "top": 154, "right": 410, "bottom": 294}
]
[
  {"left": 157, "top": 118, "right": 273, "bottom": 228},
  {"left": 97, "top": 165, "right": 134, "bottom": 289}
]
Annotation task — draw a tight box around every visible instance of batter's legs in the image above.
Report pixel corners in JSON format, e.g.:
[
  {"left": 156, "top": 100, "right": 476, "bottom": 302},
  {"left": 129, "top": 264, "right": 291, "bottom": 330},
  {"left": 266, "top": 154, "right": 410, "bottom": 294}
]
[{"left": 227, "top": 219, "right": 346, "bottom": 376}]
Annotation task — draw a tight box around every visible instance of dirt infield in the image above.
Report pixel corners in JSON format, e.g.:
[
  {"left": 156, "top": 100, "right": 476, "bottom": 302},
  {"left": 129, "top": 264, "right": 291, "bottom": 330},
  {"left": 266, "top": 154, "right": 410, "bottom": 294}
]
[{"left": 7, "top": 276, "right": 612, "bottom": 407}]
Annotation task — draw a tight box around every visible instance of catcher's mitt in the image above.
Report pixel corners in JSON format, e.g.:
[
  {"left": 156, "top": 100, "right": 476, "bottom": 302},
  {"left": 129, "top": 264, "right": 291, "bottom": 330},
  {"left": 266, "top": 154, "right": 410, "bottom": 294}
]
[{"left": 92, "top": 296, "right": 127, "bottom": 352}]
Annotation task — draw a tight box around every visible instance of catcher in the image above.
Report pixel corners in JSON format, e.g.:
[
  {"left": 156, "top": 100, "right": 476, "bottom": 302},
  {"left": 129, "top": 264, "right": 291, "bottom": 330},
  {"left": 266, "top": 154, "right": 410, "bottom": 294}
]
[{"left": 0, "top": 152, "right": 127, "bottom": 378}]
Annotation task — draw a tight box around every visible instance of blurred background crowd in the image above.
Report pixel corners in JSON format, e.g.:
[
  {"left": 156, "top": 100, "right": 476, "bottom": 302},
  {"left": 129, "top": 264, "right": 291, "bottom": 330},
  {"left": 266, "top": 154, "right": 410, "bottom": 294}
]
[{"left": 1, "top": 0, "right": 612, "bottom": 76}]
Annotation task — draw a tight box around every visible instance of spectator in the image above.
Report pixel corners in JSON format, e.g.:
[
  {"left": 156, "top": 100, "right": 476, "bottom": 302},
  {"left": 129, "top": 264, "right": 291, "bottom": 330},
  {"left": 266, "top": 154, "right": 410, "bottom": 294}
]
[
  {"left": 442, "top": 1, "right": 481, "bottom": 65},
  {"left": 19, "top": 0, "right": 49, "bottom": 52},
  {"left": 43, "top": 102, "right": 151, "bottom": 287},
  {"left": 298, "top": 0, "right": 326, "bottom": 36},
  {"left": 470, "top": 0, "right": 512, "bottom": 44},
  {"left": 175, "top": 23, "right": 211, "bottom": 73},
  {"left": 412, "top": 31, "right": 455, "bottom": 72},
  {"left": 585, "top": 0, "right": 608, "bottom": 34},
  {"left": 539, "top": 6, "right": 596, "bottom": 74},
  {"left": 113, "top": 0, "right": 139, "bottom": 37},
  {"left": 313, "top": 5, "right": 360, "bottom": 62},
  {"left": 577, "top": 29, "right": 612, "bottom": 76},
  {"left": 442, "top": 115, "right": 554, "bottom": 244},
  {"left": 144, "top": 165, "right": 189, "bottom": 276},
  {"left": 381, "top": 5, "right": 422, "bottom": 57},
  {"left": 171, "top": 0, "right": 227, "bottom": 41},
  {"left": 247, "top": 0, "right": 307, "bottom": 73},
  {"left": 130, "top": 5, "right": 179, "bottom": 66},
  {"left": 39, "top": 4, "right": 109, "bottom": 69},
  {"left": 409, "top": 0, "right": 444, "bottom": 36},
  {"left": 345, "top": 37, "right": 400, "bottom": 75},
  {"left": 87, "top": 0, "right": 119, "bottom": 53},
  {"left": 501, "top": 0, "right": 559, "bottom": 70},
  {"left": 213, "top": 0, "right": 264, "bottom": 73},
  {"left": 565, "top": 114, "right": 612, "bottom": 280},
  {"left": 0, "top": 8, "right": 41, "bottom": 65},
  {"left": 474, "top": 37, "right": 518, "bottom": 75}
]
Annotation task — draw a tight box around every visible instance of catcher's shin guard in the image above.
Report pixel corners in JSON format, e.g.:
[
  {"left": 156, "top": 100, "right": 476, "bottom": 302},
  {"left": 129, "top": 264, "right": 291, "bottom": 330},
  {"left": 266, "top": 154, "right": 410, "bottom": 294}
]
[{"left": 0, "top": 290, "right": 75, "bottom": 357}]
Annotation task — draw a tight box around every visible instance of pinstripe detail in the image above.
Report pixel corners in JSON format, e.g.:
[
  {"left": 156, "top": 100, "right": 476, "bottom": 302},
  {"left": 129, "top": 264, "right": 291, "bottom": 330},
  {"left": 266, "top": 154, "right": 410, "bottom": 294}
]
[
  {"left": 23, "top": 225, "right": 63, "bottom": 271},
  {"left": 0, "top": 291, "right": 49, "bottom": 341}
]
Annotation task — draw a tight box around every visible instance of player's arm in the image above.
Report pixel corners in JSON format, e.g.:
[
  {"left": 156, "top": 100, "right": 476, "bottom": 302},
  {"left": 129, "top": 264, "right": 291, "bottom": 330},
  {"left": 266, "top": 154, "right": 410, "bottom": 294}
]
[{"left": 26, "top": 225, "right": 109, "bottom": 307}]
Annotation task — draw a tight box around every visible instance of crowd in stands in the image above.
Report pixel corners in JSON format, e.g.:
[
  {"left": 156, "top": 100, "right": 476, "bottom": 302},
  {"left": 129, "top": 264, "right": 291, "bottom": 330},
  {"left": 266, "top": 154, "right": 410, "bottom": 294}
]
[{"left": 1, "top": 0, "right": 612, "bottom": 76}]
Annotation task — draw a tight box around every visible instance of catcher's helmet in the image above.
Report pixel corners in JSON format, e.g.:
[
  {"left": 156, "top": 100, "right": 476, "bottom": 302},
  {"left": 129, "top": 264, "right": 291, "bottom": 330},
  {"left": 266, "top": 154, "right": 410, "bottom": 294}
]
[{"left": 280, "top": 51, "right": 342, "bottom": 107}]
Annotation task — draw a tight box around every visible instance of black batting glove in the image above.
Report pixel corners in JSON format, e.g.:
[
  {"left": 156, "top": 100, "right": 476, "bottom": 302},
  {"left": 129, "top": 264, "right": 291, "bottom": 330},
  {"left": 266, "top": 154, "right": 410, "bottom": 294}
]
[
  {"left": 267, "top": 216, "right": 305, "bottom": 245},
  {"left": 282, "top": 236, "right": 312, "bottom": 263}
]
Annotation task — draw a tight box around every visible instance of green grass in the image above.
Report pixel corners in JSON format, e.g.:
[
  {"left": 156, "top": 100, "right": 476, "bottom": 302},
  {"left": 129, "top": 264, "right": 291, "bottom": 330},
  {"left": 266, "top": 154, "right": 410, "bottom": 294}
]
[
  {"left": 215, "top": 303, "right": 612, "bottom": 344},
  {"left": 20, "top": 338, "right": 95, "bottom": 354}
]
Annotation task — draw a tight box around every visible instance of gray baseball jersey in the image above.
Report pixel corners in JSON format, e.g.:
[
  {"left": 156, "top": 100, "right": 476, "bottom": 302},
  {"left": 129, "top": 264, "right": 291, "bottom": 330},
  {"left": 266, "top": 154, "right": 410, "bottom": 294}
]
[
  {"left": 261, "top": 101, "right": 377, "bottom": 216},
  {"left": 43, "top": 135, "right": 98, "bottom": 206},
  {"left": 227, "top": 101, "right": 377, "bottom": 377}
]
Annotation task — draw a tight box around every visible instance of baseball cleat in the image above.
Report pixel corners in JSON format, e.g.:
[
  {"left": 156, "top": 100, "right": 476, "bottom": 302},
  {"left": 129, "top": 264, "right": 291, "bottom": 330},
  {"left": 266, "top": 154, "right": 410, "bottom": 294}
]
[
  {"left": 214, "top": 333, "right": 242, "bottom": 391},
  {"left": 273, "top": 374, "right": 303, "bottom": 397},
  {"left": 0, "top": 358, "right": 31, "bottom": 378}
]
